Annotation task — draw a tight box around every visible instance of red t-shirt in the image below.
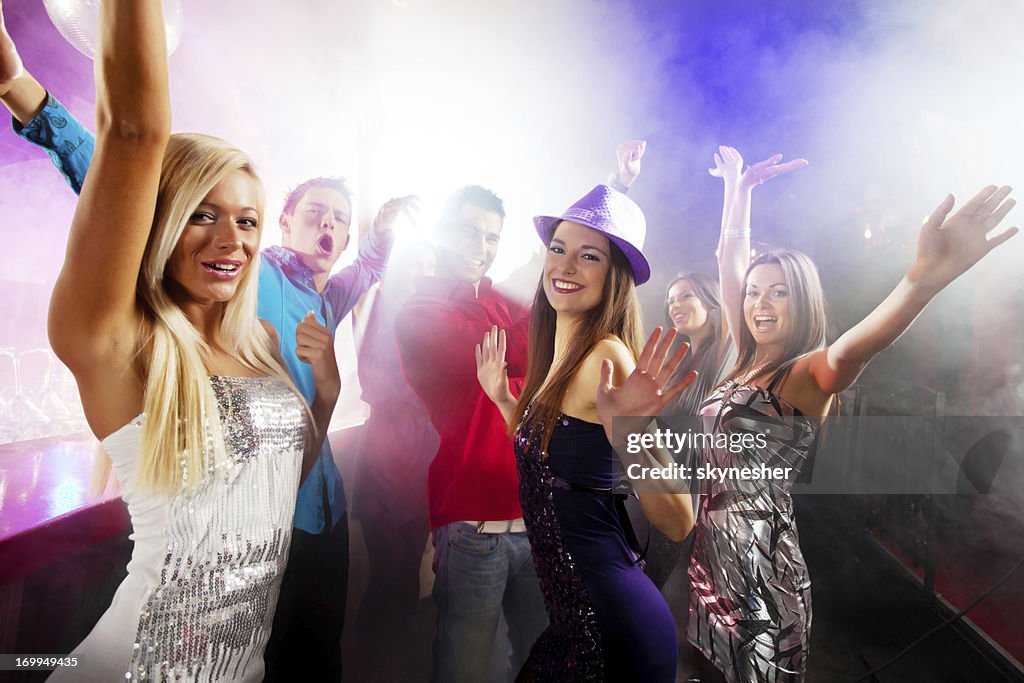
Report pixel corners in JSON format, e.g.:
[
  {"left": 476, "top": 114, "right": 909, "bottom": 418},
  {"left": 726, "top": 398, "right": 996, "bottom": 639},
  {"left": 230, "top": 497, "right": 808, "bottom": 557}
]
[{"left": 396, "top": 277, "right": 530, "bottom": 529}]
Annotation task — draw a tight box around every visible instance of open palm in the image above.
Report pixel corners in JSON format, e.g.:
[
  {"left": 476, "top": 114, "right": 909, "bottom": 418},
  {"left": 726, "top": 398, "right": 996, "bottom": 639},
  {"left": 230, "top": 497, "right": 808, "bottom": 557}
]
[
  {"left": 911, "top": 185, "right": 1018, "bottom": 291},
  {"left": 475, "top": 325, "right": 513, "bottom": 406},
  {"left": 596, "top": 328, "right": 697, "bottom": 436}
]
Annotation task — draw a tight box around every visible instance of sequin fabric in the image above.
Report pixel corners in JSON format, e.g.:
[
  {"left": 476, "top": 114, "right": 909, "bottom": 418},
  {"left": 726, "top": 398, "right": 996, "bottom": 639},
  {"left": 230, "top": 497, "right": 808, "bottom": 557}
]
[
  {"left": 128, "top": 376, "right": 305, "bottom": 681},
  {"left": 513, "top": 411, "right": 604, "bottom": 682},
  {"left": 687, "top": 377, "right": 818, "bottom": 683}
]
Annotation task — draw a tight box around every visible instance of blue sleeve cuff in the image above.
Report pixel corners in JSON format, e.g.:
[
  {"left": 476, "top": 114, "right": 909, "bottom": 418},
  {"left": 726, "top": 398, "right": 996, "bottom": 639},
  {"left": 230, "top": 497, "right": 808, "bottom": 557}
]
[{"left": 12, "top": 93, "right": 94, "bottom": 195}]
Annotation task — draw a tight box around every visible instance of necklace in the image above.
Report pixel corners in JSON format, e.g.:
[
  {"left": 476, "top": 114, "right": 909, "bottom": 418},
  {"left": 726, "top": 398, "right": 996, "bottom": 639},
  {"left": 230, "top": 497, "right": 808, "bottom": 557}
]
[{"left": 722, "top": 356, "right": 776, "bottom": 404}]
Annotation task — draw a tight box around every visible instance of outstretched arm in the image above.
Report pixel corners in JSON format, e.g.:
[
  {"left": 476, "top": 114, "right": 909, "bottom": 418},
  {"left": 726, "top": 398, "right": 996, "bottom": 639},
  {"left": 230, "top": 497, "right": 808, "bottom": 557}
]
[
  {"left": 324, "top": 196, "right": 413, "bottom": 323},
  {"left": 807, "top": 185, "right": 1018, "bottom": 394},
  {"left": 713, "top": 146, "right": 808, "bottom": 350},
  {"left": 48, "top": 0, "right": 170, "bottom": 369}
]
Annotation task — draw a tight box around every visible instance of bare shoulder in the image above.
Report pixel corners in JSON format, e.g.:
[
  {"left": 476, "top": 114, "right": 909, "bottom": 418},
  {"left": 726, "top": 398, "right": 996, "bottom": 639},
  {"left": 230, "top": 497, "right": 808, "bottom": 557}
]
[
  {"left": 582, "top": 337, "right": 635, "bottom": 382},
  {"left": 590, "top": 336, "right": 633, "bottom": 362}
]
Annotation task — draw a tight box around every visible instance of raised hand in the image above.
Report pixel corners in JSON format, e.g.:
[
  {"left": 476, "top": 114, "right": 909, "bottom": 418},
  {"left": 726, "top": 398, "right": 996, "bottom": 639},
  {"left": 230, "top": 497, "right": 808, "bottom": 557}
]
[
  {"left": 372, "top": 195, "right": 419, "bottom": 234},
  {"left": 296, "top": 311, "right": 341, "bottom": 401},
  {"left": 708, "top": 145, "right": 743, "bottom": 184},
  {"left": 909, "top": 185, "right": 1018, "bottom": 292},
  {"left": 0, "top": 0, "right": 25, "bottom": 89},
  {"left": 739, "top": 151, "right": 808, "bottom": 192},
  {"left": 615, "top": 139, "right": 647, "bottom": 189},
  {"left": 596, "top": 328, "right": 697, "bottom": 433},
  {"left": 475, "top": 325, "right": 514, "bottom": 409}
]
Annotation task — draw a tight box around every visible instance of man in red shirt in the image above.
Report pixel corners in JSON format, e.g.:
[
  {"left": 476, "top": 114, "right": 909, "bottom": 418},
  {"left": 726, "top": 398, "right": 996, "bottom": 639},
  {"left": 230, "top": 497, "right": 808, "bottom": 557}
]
[{"left": 396, "top": 186, "right": 543, "bottom": 682}]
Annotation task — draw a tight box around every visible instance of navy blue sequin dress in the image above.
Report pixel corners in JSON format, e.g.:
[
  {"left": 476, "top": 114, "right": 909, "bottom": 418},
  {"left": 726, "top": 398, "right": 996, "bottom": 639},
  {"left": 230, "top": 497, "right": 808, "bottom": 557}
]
[{"left": 514, "top": 411, "right": 677, "bottom": 682}]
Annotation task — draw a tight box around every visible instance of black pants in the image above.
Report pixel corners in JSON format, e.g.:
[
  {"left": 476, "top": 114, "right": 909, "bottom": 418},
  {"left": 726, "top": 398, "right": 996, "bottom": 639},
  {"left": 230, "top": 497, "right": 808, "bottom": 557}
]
[{"left": 264, "top": 513, "right": 350, "bottom": 682}]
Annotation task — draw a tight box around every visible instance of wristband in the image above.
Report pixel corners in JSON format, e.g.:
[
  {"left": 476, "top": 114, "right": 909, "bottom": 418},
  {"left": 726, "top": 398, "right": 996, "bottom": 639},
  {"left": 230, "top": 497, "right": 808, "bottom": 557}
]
[{"left": 722, "top": 227, "right": 751, "bottom": 239}]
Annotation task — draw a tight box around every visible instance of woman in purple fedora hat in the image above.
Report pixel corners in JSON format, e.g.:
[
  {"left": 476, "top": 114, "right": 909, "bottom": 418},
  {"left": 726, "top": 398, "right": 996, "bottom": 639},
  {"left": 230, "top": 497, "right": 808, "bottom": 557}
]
[{"left": 476, "top": 184, "right": 696, "bottom": 681}]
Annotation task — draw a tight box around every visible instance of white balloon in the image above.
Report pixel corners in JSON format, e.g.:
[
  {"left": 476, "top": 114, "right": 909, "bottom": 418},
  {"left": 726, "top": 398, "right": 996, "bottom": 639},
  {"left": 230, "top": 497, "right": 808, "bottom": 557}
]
[{"left": 43, "top": 0, "right": 183, "bottom": 60}]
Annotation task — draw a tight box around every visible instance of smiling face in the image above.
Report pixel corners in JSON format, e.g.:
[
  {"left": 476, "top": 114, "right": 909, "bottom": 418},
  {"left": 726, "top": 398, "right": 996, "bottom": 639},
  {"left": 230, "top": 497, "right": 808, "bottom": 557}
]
[
  {"left": 435, "top": 202, "right": 503, "bottom": 283},
  {"left": 543, "top": 221, "right": 612, "bottom": 320},
  {"left": 165, "top": 169, "right": 262, "bottom": 308},
  {"left": 743, "top": 262, "right": 793, "bottom": 355},
  {"left": 279, "top": 185, "right": 352, "bottom": 279},
  {"left": 666, "top": 279, "right": 710, "bottom": 336}
]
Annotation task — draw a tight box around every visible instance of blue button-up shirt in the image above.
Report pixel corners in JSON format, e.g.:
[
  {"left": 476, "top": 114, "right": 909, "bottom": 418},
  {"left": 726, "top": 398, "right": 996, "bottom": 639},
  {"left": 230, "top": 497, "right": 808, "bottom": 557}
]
[
  {"left": 259, "top": 239, "right": 391, "bottom": 532},
  {"left": 14, "top": 94, "right": 391, "bottom": 533}
]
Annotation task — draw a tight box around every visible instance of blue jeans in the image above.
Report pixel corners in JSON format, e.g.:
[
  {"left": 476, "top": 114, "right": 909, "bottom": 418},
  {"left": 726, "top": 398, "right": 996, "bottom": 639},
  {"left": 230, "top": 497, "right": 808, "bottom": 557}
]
[{"left": 431, "top": 522, "right": 548, "bottom": 682}]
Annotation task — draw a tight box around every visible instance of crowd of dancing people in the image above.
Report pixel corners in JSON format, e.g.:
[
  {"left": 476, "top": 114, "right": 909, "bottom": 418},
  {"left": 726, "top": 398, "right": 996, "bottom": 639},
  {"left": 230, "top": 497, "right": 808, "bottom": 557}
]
[{"left": 1, "top": 1, "right": 1018, "bottom": 681}]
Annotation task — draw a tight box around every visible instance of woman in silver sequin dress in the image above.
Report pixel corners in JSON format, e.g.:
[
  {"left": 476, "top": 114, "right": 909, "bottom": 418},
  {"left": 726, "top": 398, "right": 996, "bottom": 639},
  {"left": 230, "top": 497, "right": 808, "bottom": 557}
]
[
  {"left": 42, "top": 2, "right": 332, "bottom": 680},
  {"left": 688, "top": 145, "right": 1019, "bottom": 683}
]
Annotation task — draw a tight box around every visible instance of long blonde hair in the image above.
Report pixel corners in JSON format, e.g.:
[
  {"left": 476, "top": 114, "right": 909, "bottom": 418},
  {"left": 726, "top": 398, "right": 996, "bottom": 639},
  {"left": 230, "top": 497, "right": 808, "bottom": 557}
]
[{"left": 93, "top": 133, "right": 301, "bottom": 497}]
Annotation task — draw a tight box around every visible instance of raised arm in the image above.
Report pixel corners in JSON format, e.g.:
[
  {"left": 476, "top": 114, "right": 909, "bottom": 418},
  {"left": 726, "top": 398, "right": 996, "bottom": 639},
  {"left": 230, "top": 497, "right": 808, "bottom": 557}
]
[
  {"left": 324, "top": 196, "right": 414, "bottom": 321},
  {"left": 0, "top": 3, "right": 47, "bottom": 124},
  {"left": 48, "top": 0, "right": 170, "bottom": 369},
  {"left": 713, "top": 146, "right": 808, "bottom": 350},
  {"left": 608, "top": 139, "right": 646, "bottom": 193},
  {"left": 807, "top": 186, "right": 1018, "bottom": 395}
]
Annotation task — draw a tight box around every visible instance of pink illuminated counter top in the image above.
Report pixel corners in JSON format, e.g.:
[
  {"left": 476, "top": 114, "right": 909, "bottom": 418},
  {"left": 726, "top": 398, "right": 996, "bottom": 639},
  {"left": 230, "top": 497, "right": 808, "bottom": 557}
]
[{"left": 0, "top": 435, "right": 129, "bottom": 584}]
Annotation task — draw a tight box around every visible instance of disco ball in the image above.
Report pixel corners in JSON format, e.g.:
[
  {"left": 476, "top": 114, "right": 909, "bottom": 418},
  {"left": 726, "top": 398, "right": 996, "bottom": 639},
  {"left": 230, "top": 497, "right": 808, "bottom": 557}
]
[{"left": 42, "top": 0, "right": 184, "bottom": 60}]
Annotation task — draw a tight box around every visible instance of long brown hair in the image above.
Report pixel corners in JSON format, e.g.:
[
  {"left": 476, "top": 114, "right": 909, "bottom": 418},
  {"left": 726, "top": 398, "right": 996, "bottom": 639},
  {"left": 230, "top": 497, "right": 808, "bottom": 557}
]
[
  {"left": 509, "top": 228, "right": 644, "bottom": 451},
  {"left": 726, "top": 249, "right": 827, "bottom": 383},
  {"left": 663, "top": 272, "right": 734, "bottom": 417}
]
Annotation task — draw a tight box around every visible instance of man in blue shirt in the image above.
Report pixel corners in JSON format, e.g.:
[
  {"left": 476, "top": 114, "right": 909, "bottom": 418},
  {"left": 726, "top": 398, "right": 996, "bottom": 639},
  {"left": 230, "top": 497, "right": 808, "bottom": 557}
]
[{"left": 1, "top": 35, "right": 401, "bottom": 680}]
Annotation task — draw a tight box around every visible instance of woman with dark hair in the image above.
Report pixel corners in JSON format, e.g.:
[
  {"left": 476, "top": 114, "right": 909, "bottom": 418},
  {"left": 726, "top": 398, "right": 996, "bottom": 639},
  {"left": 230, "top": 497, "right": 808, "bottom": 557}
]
[
  {"left": 688, "top": 145, "right": 1018, "bottom": 682},
  {"left": 663, "top": 272, "right": 736, "bottom": 418},
  {"left": 476, "top": 185, "right": 696, "bottom": 681},
  {"left": 639, "top": 272, "right": 739, "bottom": 593}
]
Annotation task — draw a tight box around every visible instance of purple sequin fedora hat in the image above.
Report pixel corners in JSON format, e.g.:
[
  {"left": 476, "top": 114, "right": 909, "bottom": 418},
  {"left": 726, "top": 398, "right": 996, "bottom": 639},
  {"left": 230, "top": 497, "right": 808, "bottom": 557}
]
[{"left": 533, "top": 184, "right": 651, "bottom": 285}]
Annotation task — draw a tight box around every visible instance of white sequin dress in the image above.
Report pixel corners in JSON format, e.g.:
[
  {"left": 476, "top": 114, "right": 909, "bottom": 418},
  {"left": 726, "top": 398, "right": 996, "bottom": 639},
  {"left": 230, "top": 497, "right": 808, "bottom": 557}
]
[{"left": 50, "top": 376, "right": 306, "bottom": 682}]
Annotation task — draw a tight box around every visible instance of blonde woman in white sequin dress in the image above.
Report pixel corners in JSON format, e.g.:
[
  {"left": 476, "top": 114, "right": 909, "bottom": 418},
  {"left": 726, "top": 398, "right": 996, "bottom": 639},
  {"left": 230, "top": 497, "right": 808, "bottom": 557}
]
[{"left": 38, "top": 1, "right": 331, "bottom": 680}]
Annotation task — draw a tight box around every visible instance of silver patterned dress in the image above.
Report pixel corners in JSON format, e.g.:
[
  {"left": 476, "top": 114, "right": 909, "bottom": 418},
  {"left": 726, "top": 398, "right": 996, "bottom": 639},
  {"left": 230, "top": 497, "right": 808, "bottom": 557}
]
[
  {"left": 686, "top": 370, "right": 818, "bottom": 683},
  {"left": 51, "top": 376, "right": 306, "bottom": 682}
]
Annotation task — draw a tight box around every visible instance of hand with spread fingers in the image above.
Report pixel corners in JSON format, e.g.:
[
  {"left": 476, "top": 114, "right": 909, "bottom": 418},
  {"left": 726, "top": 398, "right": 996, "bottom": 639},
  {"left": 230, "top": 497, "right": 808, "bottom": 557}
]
[
  {"left": 909, "top": 185, "right": 1018, "bottom": 292},
  {"left": 596, "top": 327, "right": 697, "bottom": 436},
  {"left": 615, "top": 139, "right": 647, "bottom": 190},
  {"left": 372, "top": 195, "right": 419, "bottom": 235},
  {"left": 475, "top": 324, "right": 516, "bottom": 421},
  {"left": 738, "top": 150, "right": 809, "bottom": 192}
]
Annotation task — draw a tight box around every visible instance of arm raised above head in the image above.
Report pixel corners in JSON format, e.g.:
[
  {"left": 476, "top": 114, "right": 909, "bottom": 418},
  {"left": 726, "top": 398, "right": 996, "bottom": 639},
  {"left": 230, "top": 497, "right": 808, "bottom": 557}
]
[
  {"left": 713, "top": 146, "right": 809, "bottom": 352},
  {"left": 808, "top": 186, "right": 1018, "bottom": 395},
  {"left": 0, "top": 0, "right": 48, "bottom": 126},
  {"left": 49, "top": 0, "right": 171, "bottom": 369}
]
